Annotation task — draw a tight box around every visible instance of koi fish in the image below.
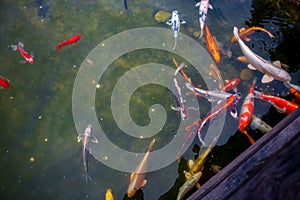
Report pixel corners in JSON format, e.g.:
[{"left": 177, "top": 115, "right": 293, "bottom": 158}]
[
  {"left": 77, "top": 124, "right": 98, "bottom": 182},
  {"left": 56, "top": 34, "right": 81, "bottom": 51},
  {"left": 105, "top": 188, "right": 114, "bottom": 200},
  {"left": 254, "top": 90, "right": 298, "bottom": 114},
  {"left": 127, "top": 138, "right": 155, "bottom": 198},
  {"left": 205, "top": 24, "right": 221, "bottom": 63},
  {"left": 11, "top": 41, "right": 34, "bottom": 64},
  {"left": 185, "top": 136, "right": 218, "bottom": 179},
  {"left": 250, "top": 115, "right": 272, "bottom": 134},
  {"left": 166, "top": 10, "right": 186, "bottom": 50},
  {"left": 0, "top": 76, "right": 10, "bottom": 89},
  {"left": 289, "top": 88, "right": 300, "bottom": 105},
  {"left": 208, "top": 64, "right": 222, "bottom": 90},
  {"left": 238, "top": 79, "right": 256, "bottom": 144},
  {"left": 233, "top": 27, "right": 291, "bottom": 83},
  {"left": 221, "top": 78, "right": 240, "bottom": 93},
  {"left": 171, "top": 63, "right": 189, "bottom": 120},
  {"left": 123, "top": 0, "right": 128, "bottom": 10},
  {"left": 176, "top": 171, "right": 202, "bottom": 200},
  {"left": 196, "top": 0, "right": 213, "bottom": 38},
  {"left": 185, "top": 82, "right": 232, "bottom": 102},
  {"left": 231, "top": 26, "right": 275, "bottom": 42}
]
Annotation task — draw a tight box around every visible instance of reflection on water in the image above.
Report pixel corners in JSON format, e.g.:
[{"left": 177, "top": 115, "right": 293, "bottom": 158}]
[{"left": 0, "top": 0, "right": 299, "bottom": 199}]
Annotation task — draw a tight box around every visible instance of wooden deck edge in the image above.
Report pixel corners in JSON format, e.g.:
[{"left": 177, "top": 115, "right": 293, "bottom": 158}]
[{"left": 187, "top": 107, "right": 300, "bottom": 200}]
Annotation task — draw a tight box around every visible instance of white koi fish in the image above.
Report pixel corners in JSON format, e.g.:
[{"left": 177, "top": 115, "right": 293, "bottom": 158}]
[
  {"left": 77, "top": 124, "right": 98, "bottom": 182},
  {"left": 166, "top": 10, "right": 186, "bottom": 50},
  {"left": 127, "top": 138, "right": 155, "bottom": 198},
  {"left": 196, "top": 0, "right": 213, "bottom": 38},
  {"left": 233, "top": 26, "right": 291, "bottom": 83}
]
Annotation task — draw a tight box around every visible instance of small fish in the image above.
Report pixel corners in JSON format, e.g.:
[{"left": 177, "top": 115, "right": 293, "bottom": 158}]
[
  {"left": 0, "top": 76, "right": 10, "bottom": 89},
  {"left": 185, "top": 136, "right": 218, "bottom": 179},
  {"left": 105, "top": 188, "right": 114, "bottom": 200},
  {"left": 166, "top": 10, "right": 186, "bottom": 50},
  {"left": 11, "top": 41, "right": 34, "bottom": 64},
  {"left": 254, "top": 90, "right": 298, "bottom": 114},
  {"left": 231, "top": 26, "right": 275, "bottom": 42},
  {"left": 196, "top": 0, "right": 213, "bottom": 38},
  {"left": 205, "top": 24, "right": 221, "bottom": 63},
  {"left": 176, "top": 171, "right": 202, "bottom": 200},
  {"left": 77, "top": 124, "right": 98, "bottom": 183},
  {"left": 250, "top": 115, "right": 272, "bottom": 134},
  {"left": 171, "top": 63, "right": 189, "bottom": 120},
  {"left": 56, "top": 34, "right": 81, "bottom": 51},
  {"left": 233, "top": 26, "right": 291, "bottom": 83},
  {"left": 221, "top": 78, "right": 240, "bottom": 93},
  {"left": 123, "top": 0, "right": 128, "bottom": 10},
  {"left": 238, "top": 79, "right": 256, "bottom": 144},
  {"left": 127, "top": 139, "right": 155, "bottom": 198},
  {"left": 185, "top": 82, "right": 232, "bottom": 102}
]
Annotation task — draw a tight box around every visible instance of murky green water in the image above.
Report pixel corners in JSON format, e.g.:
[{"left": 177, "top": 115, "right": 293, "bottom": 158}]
[{"left": 0, "top": 0, "right": 299, "bottom": 199}]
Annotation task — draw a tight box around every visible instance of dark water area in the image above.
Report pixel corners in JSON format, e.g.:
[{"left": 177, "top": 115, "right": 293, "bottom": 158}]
[{"left": 0, "top": 0, "right": 299, "bottom": 200}]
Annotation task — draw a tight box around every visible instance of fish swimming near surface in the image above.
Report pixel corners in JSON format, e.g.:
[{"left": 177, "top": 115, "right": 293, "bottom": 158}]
[
  {"left": 238, "top": 79, "right": 256, "bottom": 144},
  {"left": 176, "top": 171, "right": 202, "bottom": 200},
  {"left": 221, "top": 78, "right": 240, "bottom": 93},
  {"left": 77, "top": 124, "right": 98, "bottom": 183},
  {"left": 166, "top": 10, "right": 186, "bottom": 50},
  {"left": 11, "top": 41, "right": 34, "bottom": 64},
  {"left": 0, "top": 76, "right": 10, "bottom": 89},
  {"left": 231, "top": 26, "right": 275, "bottom": 42},
  {"left": 105, "top": 188, "right": 114, "bottom": 200},
  {"left": 205, "top": 24, "right": 221, "bottom": 63},
  {"left": 233, "top": 26, "right": 291, "bottom": 83},
  {"left": 56, "top": 34, "right": 81, "bottom": 51},
  {"left": 196, "top": 0, "right": 213, "bottom": 38},
  {"left": 127, "top": 138, "right": 155, "bottom": 198},
  {"left": 254, "top": 90, "right": 298, "bottom": 115}
]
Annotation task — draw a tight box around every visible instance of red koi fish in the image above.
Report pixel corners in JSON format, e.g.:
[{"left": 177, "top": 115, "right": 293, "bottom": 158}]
[
  {"left": 221, "top": 78, "right": 240, "bottom": 93},
  {"left": 254, "top": 90, "right": 298, "bottom": 115},
  {"left": 231, "top": 26, "right": 275, "bottom": 42},
  {"left": 238, "top": 79, "right": 256, "bottom": 144},
  {"left": 0, "top": 76, "right": 10, "bottom": 89},
  {"left": 178, "top": 93, "right": 242, "bottom": 157},
  {"left": 204, "top": 24, "right": 221, "bottom": 63},
  {"left": 11, "top": 42, "right": 34, "bottom": 64},
  {"left": 56, "top": 34, "right": 81, "bottom": 51}
]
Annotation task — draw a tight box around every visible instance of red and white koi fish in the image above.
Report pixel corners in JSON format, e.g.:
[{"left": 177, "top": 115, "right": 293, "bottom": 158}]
[
  {"left": 221, "top": 78, "right": 240, "bottom": 93},
  {"left": 233, "top": 27, "right": 291, "bottom": 83},
  {"left": 11, "top": 42, "right": 34, "bottom": 64},
  {"left": 0, "top": 76, "right": 10, "bottom": 89},
  {"left": 254, "top": 90, "right": 298, "bottom": 114},
  {"left": 171, "top": 63, "right": 189, "bottom": 120},
  {"left": 166, "top": 10, "right": 186, "bottom": 50},
  {"left": 56, "top": 34, "right": 81, "bottom": 51},
  {"left": 205, "top": 24, "right": 221, "bottom": 63},
  {"left": 238, "top": 79, "right": 256, "bottom": 144},
  {"left": 77, "top": 124, "right": 98, "bottom": 182},
  {"left": 231, "top": 26, "right": 275, "bottom": 42},
  {"left": 127, "top": 139, "right": 155, "bottom": 198},
  {"left": 196, "top": 0, "right": 213, "bottom": 38}
]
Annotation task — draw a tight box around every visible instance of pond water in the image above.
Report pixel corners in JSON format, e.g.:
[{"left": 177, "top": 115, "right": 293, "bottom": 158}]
[{"left": 0, "top": 0, "right": 299, "bottom": 200}]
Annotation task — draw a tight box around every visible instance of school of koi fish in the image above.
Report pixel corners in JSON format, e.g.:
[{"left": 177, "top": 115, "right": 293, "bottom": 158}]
[{"left": 2, "top": 1, "right": 299, "bottom": 200}]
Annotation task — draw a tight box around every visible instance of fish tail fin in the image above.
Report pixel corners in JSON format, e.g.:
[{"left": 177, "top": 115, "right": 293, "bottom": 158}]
[
  {"left": 147, "top": 138, "right": 156, "bottom": 152},
  {"left": 11, "top": 44, "right": 18, "bottom": 51},
  {"left": 18, "top": 41, "right": 24, "bottom": 48},
  {"left": 199, "top": 29, "right": 203, "bottom": 39},
  {"left": 55, "top": 45, "right": 62, "bottom": 51},
  {"left": 233, "top": 27, "right": 239, "bottom": 41}
]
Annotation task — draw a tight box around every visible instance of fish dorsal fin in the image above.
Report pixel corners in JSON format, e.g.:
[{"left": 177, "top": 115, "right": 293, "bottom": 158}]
[
  {"left": 262, "top": 74, "right": 274, "bottom": 83},
  {"left": 141, "top": 180, "right": 147, "bottom": 187},
  {"left": 247, "top": 64, "right": 257, "bottom": 70},
  {"left": 272, "top": 60, "right": 281, "bottom": 68},
  {"left": 188, "top": 159, "right": 194, "bottom": 169}
]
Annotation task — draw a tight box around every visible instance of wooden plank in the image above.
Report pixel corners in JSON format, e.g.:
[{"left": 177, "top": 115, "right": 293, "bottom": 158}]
[{"left": 188, "top": 107, "right": 300, "bottom": 200}]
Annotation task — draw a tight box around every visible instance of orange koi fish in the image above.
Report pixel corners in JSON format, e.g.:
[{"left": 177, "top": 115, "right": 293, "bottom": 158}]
[
  {"left": 11, "top": 42, "right": 34, "bottom": 64},
  {"left": 205, "top": 25, "right": 221, "bottom": 63},
  {"left": 238, "top": 79, "right": 256, "bottom": 144},
  {"left": 254, "top": 91, "right": 298, "bottom": 114},
  {"left": 105, "top": 188, "right": 114, "bottom": 200},
  {"left": 0, "top": 76, "right": 10, "bottom": 89},
  {"left": 56, "top": 34, "right": 81, "bottom": 51},
  {"left": 231, "top": 26, "right": 275, "bottom": 42}
]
